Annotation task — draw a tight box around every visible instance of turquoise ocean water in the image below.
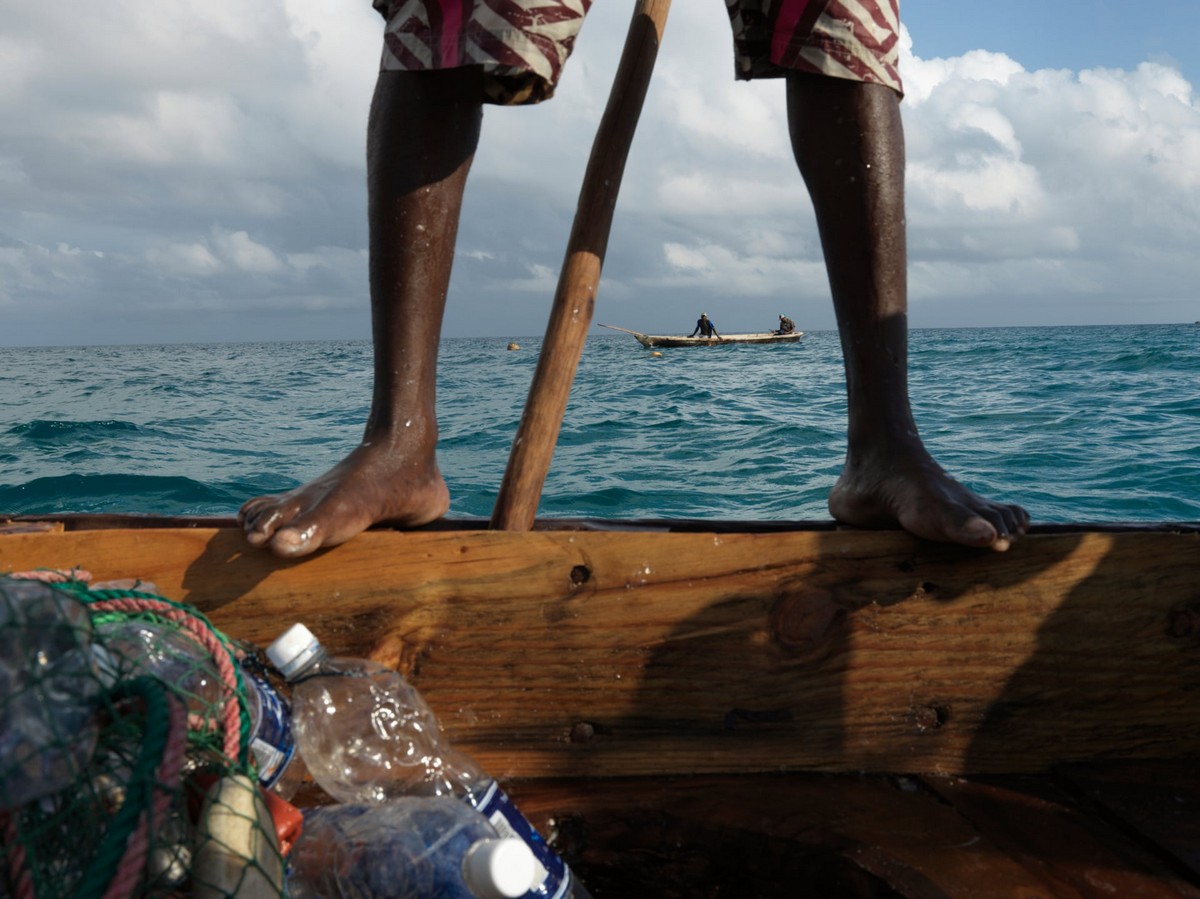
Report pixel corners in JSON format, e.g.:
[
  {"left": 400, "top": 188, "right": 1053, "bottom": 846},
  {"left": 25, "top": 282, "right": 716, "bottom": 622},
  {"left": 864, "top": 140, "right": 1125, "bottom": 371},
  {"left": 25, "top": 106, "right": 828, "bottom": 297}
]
[{"left": 1, "top": 324, "right": 1198, "bottom": 525}]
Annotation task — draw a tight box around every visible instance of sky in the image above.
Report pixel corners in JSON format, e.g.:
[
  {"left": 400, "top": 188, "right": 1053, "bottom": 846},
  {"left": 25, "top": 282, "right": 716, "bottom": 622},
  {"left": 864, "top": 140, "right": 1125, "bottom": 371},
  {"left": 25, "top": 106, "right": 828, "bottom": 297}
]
[{"left": 2, "top": 1, "right": 1199, "bottom": 346}]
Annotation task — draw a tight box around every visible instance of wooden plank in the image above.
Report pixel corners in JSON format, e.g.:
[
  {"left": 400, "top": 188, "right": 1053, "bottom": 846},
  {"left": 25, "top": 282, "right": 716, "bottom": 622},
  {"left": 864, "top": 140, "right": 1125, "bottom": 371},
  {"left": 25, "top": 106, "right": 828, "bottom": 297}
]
[
  {"left": 512, "top": 773, "right": 1032, "bottom": 899},
  {"left": 1056, "top": 762, "right": 1200, "bottom": 880},
  {"left": 511, "top": 772, "right": 1200, "bottom": 899},
  {"left": 1, "top": 525, "right": 1198, "bottom": 778},
  {"left": 925, "top": 774, "right": 1200, "bottom": 897}
]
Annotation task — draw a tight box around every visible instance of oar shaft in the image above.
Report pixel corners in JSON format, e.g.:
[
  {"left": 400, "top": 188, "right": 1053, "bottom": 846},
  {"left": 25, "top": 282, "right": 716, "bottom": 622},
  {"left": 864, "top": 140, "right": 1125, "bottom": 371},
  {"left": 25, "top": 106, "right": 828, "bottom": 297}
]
[
  {"left": 599, "top": 324, "right": 645, "bottom": 337},
  {"left": 491, "top": 0, "right": 672, "bottom": 531}
]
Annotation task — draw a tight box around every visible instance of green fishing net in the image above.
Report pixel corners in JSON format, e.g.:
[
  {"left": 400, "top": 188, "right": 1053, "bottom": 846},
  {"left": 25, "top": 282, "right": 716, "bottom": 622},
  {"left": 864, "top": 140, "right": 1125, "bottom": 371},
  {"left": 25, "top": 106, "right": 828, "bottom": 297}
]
[{"left": 0, "top": 574, "right": 285, "bottom": 899}]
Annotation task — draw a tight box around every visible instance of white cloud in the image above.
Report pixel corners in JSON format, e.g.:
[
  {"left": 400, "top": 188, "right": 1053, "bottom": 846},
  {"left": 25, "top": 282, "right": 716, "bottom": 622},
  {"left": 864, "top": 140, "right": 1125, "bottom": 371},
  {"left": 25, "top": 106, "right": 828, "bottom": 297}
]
[
  {"left": 658, "top": 239, "right": 826, "bottom": 301},
  {"left": 902, "top": 46, "right": 1026, "bottom": 104},
  {"left": 76, "top": 93, "right": 241, "bottom": 168},
  {"left": 891, "top": 30, "right": 1200, "bottom": 324},
  {"left": 908, "top": 155, "right": 1046, "bottom": 216},
  {"left": 504, "top": 263, "right": 559, "bottom": 293},
  {"left": 213, "top": 229, "right": 283, "bottom": 273},
  {"left": 2, "top": 3, "right": 1199, "bottom": 344},
  {"left": 145, "top": 242, "right": 223, "bottom": 276},
  {"left": 279, "top": 0, "right": 381, "bottom": 166},
  {"left": 0, "top": 34, "right": 42, "bottom": 100},
  {"left": 663, "top": 243, "right": 713, "bottom": 273}
]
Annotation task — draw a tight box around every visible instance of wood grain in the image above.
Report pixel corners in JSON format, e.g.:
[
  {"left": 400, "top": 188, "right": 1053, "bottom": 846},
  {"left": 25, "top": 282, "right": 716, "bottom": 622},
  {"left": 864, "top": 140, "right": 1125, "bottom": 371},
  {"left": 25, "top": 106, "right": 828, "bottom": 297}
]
[
  {"left": 2, "top": 524, "right": 1197, "bottom": 778},
  {"left": 512, "top": 769, "right": 1200, "bottom": 898}
]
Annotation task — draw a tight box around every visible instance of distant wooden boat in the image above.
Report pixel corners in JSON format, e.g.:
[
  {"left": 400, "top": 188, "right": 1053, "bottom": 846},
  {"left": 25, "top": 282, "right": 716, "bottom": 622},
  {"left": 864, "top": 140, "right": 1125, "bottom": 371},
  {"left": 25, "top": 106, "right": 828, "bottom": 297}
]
[
  {"left": 600, "top": 323, "right": 802, "bottom": 347},
  {"left": 3, "top": 514, "right": 1198, "bottom": 896}
]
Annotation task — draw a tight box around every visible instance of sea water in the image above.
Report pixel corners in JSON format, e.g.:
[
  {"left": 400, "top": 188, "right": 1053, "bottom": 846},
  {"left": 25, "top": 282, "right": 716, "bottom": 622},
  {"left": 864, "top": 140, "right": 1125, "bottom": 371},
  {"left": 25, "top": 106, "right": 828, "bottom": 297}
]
[{"left": 1, "top": 324, "right": 1198, "bottom": 524}]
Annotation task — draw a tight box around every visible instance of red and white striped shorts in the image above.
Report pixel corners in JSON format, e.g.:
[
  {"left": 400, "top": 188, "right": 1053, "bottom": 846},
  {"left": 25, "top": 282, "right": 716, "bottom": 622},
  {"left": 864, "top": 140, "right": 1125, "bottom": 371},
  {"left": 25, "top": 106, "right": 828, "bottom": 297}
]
[
  {"left": 375, "top": 0, "right": 901, "bottom": 106},
  {"left": 374, "top": 0, "right": 592, "bottom": 105},
  {"left": 727, "top": 0, "right": 903, "bottom": 95}
]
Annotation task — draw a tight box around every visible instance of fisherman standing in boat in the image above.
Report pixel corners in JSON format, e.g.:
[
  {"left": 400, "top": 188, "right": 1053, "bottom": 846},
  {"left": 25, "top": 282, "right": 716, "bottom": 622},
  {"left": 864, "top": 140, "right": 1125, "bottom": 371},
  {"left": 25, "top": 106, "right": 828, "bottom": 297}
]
[
  {"left": 775, "top": 314, "right": 796, "bottom": 335},
  {"left": 238, "top": 0, "right": 1029, "bottom": 557},
  {"left": 689, "top": 313, "right": 720, "bottom": 340}
]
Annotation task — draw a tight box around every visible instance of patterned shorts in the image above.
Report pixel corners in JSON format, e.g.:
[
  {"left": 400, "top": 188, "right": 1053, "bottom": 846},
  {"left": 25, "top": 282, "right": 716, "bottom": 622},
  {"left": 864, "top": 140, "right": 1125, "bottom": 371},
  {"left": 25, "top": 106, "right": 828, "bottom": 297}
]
[
  {"left": 374, "top": 0, "right": 592, "bottom": 105},
  {"left": 727, "top": 0, "right": 903, "bottom": 95},
  {"left": 375, "top": 0, "right": 901, "bottom": 106}
]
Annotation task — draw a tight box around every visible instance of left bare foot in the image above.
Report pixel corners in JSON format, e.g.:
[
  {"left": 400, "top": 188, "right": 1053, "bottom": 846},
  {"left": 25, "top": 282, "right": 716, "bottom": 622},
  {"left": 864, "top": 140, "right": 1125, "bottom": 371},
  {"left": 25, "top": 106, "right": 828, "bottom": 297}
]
[
  {"left": 238, "top": 440, "right": 449, "bottom": 559},
  {"left": 828, "top": 445, "right": 1029, "bottom": 551}
]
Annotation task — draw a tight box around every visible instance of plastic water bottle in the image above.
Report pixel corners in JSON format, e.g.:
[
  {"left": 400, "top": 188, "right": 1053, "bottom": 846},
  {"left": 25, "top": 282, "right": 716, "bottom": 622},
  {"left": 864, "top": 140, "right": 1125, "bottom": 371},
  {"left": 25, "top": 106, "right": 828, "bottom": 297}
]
[
  {"left": 287, "top": 797, "right": 537, "bottom": 899},
  {"left": 0, "top": 578, "right": 102, "bottom": 809},
  {"left": 268, "top": 623, "right": 590, "bottom": 899},
  {"left": 94, "top": 616, "right": 304, "bottom": 796}
]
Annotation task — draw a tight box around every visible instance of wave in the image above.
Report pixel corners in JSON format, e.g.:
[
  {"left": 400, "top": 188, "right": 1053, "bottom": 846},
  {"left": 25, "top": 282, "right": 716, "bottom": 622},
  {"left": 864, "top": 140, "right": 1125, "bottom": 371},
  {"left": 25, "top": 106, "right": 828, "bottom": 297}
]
[
  {"left": 0, "top": 473, "right": 253, "bottom": 516},
  {"left": 8, "top": 419, "right": 143, "bottom": 440},
  {"left": 2, "top": 329, "right": 1197, "bottom": 525}
]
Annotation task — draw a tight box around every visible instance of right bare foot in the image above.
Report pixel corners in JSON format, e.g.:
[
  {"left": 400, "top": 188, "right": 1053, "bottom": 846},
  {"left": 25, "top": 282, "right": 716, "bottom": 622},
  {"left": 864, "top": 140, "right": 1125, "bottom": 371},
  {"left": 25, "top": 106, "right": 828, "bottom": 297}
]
[
  {"left": 238, "top": 441, "right": 450, "bottom": 558},
  {"left": 828, "top": 443, "right": 1029, "bottom": 551}
]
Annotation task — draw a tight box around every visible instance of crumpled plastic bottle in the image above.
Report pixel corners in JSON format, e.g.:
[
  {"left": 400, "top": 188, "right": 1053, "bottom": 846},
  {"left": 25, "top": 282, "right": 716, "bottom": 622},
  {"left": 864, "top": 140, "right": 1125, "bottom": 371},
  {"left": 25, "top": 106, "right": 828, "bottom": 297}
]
[
  {"left": 287, "top": 796, "right": 537, "bottom": 899},
  {"left": 94, "top": 614, "right": 304, "bottom": 796},
  {"left": 268, "top": 623, "right": 593, "bottom": 899}
]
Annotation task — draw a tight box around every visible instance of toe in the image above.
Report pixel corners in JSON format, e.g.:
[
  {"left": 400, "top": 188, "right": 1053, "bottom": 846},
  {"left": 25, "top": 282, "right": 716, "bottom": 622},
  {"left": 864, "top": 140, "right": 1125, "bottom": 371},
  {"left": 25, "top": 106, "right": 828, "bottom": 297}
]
[
  {"left": 244, "top": 529, "right": 270, "bottom": 547},
  {"left": 1010, "top": 503, "right": 1031, "bottom": 533},
  {"left": 237, "top": 496, "right": 268, "bottom": 527},
  {"left": 267, "top": 523, "right": 321, "bottom": 559},
  {"left": 241, "top": 504, "right": 287, "bottom": 546},
  {"left": 958, "top": 513, "right": 1001, "bottom": 549},
  {"left": 987, "top": 503, "right": 1029, "bottom": 545}
]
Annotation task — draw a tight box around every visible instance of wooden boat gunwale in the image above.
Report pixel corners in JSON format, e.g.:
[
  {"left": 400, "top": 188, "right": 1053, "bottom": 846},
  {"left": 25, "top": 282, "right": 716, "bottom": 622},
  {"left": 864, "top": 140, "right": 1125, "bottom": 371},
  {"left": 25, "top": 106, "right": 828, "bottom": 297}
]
[
  {"left": 4, "top": 511, "right": 1198, "bottom": 535},
  {"left": 2, "top": 512, "right": 1196, "bottom": 781}
]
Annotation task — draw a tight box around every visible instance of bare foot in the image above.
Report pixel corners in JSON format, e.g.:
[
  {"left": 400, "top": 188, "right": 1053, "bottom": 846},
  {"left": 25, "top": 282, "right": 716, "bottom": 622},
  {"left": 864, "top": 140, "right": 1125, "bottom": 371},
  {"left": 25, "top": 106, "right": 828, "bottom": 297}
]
[
  {"left": 828, "top": 447, "right": 1029, "bottom": 551},
  {"left": 238, "top": 441, "right": 450, "bottom": 558}
]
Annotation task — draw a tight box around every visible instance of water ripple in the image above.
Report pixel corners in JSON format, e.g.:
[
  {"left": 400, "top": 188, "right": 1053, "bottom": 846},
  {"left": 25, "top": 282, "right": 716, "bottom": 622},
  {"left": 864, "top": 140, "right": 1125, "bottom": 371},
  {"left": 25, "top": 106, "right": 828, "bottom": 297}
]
[{"left": 1, "top": 325, "right": 1197, "bottom": 524}]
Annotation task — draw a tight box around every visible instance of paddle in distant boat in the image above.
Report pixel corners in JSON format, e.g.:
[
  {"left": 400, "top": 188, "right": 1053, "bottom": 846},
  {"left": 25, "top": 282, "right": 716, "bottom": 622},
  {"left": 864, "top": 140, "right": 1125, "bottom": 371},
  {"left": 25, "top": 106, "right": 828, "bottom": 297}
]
[{"left": 600, "top": 323, "right": 803, "bottom": 347}]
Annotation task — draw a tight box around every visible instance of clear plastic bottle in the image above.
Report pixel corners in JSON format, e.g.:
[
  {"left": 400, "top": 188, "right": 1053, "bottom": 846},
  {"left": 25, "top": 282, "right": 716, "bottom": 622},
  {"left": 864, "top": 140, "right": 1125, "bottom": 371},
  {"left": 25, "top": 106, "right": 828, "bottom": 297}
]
[
  {"left": 287, "top": 796, "right": 537, "bottom": 899},
  {"left": 0, "top": 578, "right": 102, "bottom": 809},
  {"left": 268, "top": 623, "right": 592, "bottom": 899},
  {"left": 94, "top": 616, "right": 305, "bottom": 797}
]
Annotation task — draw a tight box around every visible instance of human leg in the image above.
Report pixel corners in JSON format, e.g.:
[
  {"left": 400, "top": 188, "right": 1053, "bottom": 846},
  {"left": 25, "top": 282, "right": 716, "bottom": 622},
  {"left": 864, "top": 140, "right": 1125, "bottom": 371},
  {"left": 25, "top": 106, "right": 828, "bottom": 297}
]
[
  {"left": 238, "top": 68, "right": 482, "bottom": 557},
  {"left": 240, "top": 1, "right": 593, "bottom": 557},
  {"left": 786, "top": 73, "right": 1029, "bottom": 549}
]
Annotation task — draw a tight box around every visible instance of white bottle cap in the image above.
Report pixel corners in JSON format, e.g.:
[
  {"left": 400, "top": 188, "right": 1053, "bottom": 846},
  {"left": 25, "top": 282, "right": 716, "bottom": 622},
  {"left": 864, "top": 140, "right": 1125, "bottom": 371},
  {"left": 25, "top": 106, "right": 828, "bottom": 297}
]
[
  {"left": 463, "top": 838, "right": 537, "bottom": 899},
  {"left": 266, "top": 623, "right": 321, "bottom": 680}
]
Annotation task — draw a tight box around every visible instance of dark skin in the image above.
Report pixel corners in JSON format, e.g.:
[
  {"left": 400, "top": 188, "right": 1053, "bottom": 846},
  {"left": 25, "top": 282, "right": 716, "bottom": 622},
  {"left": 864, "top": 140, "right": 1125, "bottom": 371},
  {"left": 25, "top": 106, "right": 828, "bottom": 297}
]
[
  {"left": 239, "top": 67, "right": 1028, "bottom": 557},
  {"left": 239, "top": 69, "right": 479, "bottom": 556},
  {"left": 787, "top": 73, "right": 1028, "bottom": 548}
]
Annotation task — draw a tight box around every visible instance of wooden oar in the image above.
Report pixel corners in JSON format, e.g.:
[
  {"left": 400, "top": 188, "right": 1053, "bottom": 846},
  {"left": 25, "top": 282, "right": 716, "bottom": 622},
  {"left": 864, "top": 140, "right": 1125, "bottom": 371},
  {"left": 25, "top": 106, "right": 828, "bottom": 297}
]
[
  {"left": 491, "top": 0, "right": 673, "bottom": 531},
  {"left": 598, "top": 323, "right": 648, "bottom": 338}
]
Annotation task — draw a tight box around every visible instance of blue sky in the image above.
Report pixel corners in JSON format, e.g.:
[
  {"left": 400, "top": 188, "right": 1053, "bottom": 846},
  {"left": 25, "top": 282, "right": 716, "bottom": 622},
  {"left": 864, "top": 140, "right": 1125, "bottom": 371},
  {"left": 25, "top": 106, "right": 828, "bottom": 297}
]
[
  {"left": 2, "top": 1, "right": 1199, "bottom": 345},
  {"left": 905, "top": 0, "right": 1199, "bottom": 84}
]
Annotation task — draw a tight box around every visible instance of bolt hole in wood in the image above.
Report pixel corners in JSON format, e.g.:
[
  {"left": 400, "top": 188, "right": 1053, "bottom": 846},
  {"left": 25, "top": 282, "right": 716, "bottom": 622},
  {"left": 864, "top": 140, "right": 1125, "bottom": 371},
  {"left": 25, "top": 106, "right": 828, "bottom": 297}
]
[{"left": 912, "top": 705, "right": 949, "bottom": 732}]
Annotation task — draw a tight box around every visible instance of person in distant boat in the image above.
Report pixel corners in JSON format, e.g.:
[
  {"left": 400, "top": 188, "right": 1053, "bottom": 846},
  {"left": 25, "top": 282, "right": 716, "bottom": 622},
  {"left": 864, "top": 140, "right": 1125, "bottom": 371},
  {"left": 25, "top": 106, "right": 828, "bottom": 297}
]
[
  {"left": 775, "top": 315, "right": 796, "bottom": 335},
  {"left": 689, "top": 313, "right": 720, "bottom": 339},
  {"left": 237, "top": 0, "right": 1029, "bottom": 558}
]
